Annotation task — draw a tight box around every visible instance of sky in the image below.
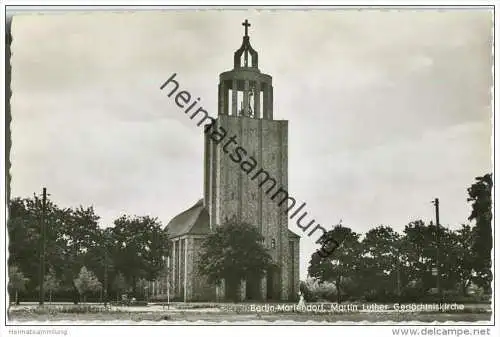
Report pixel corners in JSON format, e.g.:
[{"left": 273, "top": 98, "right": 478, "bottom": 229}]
[{"left": 10, "top": 9, "right": 493, "bottom": 279}]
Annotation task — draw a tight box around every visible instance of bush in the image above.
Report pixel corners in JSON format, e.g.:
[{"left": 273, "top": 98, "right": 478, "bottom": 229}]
[{"left": 300, "top": 278, "right": 337, "bottom": 302}]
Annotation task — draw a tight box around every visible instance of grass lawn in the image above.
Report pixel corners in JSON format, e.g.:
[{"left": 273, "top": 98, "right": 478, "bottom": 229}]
[
  {"left": 8, "top": 311, "right": 492, "bottom": 323},
  {"left": 7, "top": 302, "right": 492, "bottom": 323}
]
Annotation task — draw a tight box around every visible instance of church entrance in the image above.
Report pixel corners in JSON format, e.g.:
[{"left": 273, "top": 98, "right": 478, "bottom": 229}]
[
  {"left": 245, "top": 276, "right": 260, "bottom": 301},
  {"left": 225, "top": 279, "right": 238, "bottom": 302},
  {"left": 266, "top": 268, "right": 276, "bottom": 300}
]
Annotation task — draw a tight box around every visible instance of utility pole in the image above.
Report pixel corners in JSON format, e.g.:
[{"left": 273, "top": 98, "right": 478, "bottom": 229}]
[
  {"left": 38, "top": 187, "right": 47, "bottom": 305},
  {"left": 396, "top": 239, "right": 402, "bottom": 306},
  {"left": 167, "top": 257, "right": 170, "bottom": 309},
  {"left": 104, "top": 241, "right": 108, "bottom": 307},
  {"left": 396, "top": 260, "right": 401, "bottom": 304},
  {"left": 432, "top": 197, "right": 443, "bottom": 310}
]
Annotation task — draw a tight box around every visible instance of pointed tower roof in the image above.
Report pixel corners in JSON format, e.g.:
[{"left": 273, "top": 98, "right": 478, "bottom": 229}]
[{"left": 233, "top": 19, "right": 259, "bottom": 69}]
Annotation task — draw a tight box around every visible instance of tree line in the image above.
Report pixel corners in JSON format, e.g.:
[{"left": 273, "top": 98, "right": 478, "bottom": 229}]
[
  {"left": 8, "top": 173, "right": 492, "bottom": 304},
  {"left": 306, "top": 173, "right": 492, "bottom": 303},
  {"left": 8, "top": 196, "right": 170, "bottom": 303}
]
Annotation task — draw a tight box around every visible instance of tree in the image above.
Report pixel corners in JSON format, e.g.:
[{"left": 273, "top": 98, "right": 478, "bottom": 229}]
[
  {"left": 156, "top": 265, "right": 171, "bottom": 299},
  {"left": 58, "top": 206, "right": 102, "bottom": 301},
  {"left": 444, "top": 224, "right": 475, "bottom": 295},
  {"left": 137, "top": 278, "right": 149, "bottom": 300},
  {"left": 112, "top": 272, "right": 129, "bottom": 301},
  {"left": 8, "top": 195, "right": 102, "bottom": 302},
  {"left": 8, "top": 196, "right": 64, "bottom": 293},
  {"left": 308, "top": 225, "right": 362, "bottom": 303},
  {"left": 399, "top": 220, "right": 468, "bottom": 299},
  {"left": 110, "top": 215, "right": 170, "bottom": 296},
  {"left": 361, "top": 226, "right": 403, "bottom": 301},
  {"left": 198, "top": 220, "right": 273, "bottom": 302},
  {"left": 43, "top": 268, "right": 60, "bottom": 303},
  {"left": 401, "top": 220, "right": 438, "bottom": 294},
  {"left": 467, "top": 173, "right": 493, "bottom": 292},
  {"left": 74, "top": 266, "right": 102, "bottom": 303},
  {"left": 8, "top": 198, "right": 39, "bottom": 280},
  {"left": 36, "top": 267, "right": 60, "bottom": 303},
  {"left": 8, "top": 265, "right": 29, "bottom": 305}
]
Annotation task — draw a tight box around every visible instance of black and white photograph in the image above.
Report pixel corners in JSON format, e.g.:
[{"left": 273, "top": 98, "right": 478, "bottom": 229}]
[{"left": 2, "top": 3, "right": 496, "bottom": 329}]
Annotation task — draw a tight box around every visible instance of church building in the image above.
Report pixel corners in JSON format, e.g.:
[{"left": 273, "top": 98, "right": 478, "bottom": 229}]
[{"left": 164, "top": 20, "right": 300, "bottom": 302}]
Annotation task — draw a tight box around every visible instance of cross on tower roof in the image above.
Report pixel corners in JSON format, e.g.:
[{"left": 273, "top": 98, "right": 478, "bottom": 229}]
[{"left": 242, "top": 19, "right": 251, "bottom": 37}]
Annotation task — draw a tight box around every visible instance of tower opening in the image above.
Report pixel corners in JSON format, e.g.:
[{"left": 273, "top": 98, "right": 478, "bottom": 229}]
[
  {"left": 237, "top": 90, "right": 244, "bottom": 116},
  {"left": 259, "top": 89, "right": 264, "bottom": 119},
  {"left": 266, "top": 268, "right": 276, "bottom": 300},
  {"left": 245, "top": 275, "right": 261, "bottom": 301},
  {"left": 229, "top": 88, "right": 236, "bottom": 116}
]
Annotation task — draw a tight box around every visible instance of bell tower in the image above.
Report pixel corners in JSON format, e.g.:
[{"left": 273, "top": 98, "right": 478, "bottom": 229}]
[
  {"left": 203, "top": 20, "right": 296, "bottom": 301},
  {"left": 217, "top": 19, "right": 274, "bottom": 120}
]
